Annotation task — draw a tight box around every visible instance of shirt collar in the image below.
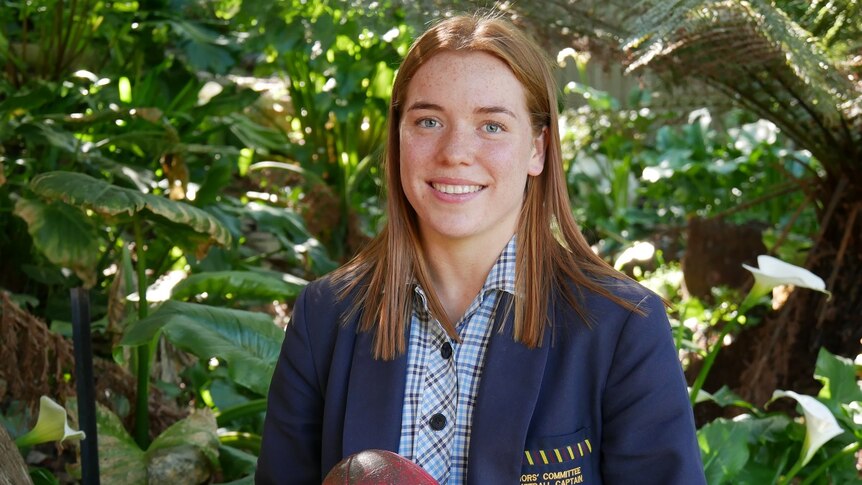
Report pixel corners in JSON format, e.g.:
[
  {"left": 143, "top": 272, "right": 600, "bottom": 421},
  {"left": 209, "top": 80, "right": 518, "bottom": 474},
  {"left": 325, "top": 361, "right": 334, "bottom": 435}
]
[
  {"left": 412, "top": 235, "right": 517, "bottom": 304},
  {"left": 482, "top": 235, "right": 517, "bottom": 296}
]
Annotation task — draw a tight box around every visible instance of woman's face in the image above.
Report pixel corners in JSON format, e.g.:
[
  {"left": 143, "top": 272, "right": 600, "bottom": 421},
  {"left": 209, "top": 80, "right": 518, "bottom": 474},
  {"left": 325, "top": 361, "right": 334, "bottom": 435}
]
[{"left": 399, "top": 50, "right": 545, "bottom": 249}]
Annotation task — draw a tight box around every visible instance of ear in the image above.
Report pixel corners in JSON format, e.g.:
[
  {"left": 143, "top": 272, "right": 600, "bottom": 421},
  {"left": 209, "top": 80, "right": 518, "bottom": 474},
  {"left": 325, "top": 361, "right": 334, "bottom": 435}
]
[{"left": 528, "top": 126, "right": 547, "bottom": 176}]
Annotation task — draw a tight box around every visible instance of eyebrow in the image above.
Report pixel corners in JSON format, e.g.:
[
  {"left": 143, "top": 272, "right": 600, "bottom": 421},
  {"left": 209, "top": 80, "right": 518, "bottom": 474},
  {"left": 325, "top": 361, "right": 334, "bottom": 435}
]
[
  {"left": 475, "top": 106, "right": 517, "bottom": 119},
  {"left": 406, "top": 101, "right": 443, "bottom": 112},
  {"left": 406, "top": 101, "right": 518, "bottom": 119}
]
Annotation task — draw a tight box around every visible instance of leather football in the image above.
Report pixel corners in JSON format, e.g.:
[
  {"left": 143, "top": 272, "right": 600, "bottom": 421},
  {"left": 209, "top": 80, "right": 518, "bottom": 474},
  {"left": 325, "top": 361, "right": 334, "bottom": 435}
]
[{"left": 322, "top": 449, "right": 438, "bottom": 485}]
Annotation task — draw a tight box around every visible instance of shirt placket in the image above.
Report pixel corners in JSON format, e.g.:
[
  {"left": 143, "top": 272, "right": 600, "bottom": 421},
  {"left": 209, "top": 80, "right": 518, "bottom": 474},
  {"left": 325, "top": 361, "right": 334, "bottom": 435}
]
[{"left": 413, "top": 319, "right": 458, "bottom": 484}]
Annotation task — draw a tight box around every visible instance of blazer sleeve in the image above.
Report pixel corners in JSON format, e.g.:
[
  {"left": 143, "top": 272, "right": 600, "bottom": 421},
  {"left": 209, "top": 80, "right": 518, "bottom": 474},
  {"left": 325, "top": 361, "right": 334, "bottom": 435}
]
[
  {"left": 256, "top": 286, "right": 324, "bottom": 485},
  {"left": 600, "top": 293, "right": 706, "bottom": 484}
]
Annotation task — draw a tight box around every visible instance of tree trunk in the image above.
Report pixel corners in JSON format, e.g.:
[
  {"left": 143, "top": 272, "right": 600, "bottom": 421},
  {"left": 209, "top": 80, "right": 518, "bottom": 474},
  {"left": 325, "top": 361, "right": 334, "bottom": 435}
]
[
  {"left": 0, "top": 425, "right": 30, "bottom": 485},
  {"left": 708, "top": 176, "right": 862, "bottom": 405}
]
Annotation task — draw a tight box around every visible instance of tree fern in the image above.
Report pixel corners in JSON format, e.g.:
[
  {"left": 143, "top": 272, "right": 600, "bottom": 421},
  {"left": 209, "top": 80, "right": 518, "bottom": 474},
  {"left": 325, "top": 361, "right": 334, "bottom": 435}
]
[
  {"left": 619, "top": 1, "right": 861, "bottom": 170},
  {"left": 420, "top": 0, "right": 861, "bottom": 172}
]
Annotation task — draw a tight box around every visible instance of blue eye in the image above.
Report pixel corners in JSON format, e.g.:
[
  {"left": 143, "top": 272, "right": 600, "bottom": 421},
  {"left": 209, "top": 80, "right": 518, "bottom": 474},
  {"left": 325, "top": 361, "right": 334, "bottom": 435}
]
[
  {"left": 484, "top": 122, "right": 503, "bottom": 133},
  {"left": 419, "top": 118, "right": 439, "bottom": 128}
]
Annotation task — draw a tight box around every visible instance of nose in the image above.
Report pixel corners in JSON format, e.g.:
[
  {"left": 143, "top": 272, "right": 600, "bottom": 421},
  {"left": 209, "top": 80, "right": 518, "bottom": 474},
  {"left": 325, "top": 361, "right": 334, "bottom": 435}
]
[{"left": 439, "top": 123, "right": 475, "bottom": 166}]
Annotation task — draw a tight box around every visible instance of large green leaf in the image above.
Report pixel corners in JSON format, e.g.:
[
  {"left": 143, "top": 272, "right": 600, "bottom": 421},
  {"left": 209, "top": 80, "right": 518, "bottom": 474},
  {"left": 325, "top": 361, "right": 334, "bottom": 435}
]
[
  {"left": 121, "top": 301, "right": 283, "bottom": 396},
  {"left": 239, "top": 202, "right": 338, "bottom": 275},
  {"left": 148, "top": 409, "right": 219, "bottom": 469},
  {"left": 96, "top": 403, "right": 147, "bottom": 485},
  {"left": 28, "top": 171, "right": 231, "bottom": 255},
  {"left": 96, "top": 403, "right": 219, "bottom": 484},
  {"left": 814, "top": 347, "right": 862, "bottom": 431},
  {"left": 698, "top": 414, "right": 792, "bottom": 485},
  {"left": 223, "top": 113, "right": 289, "bottom": 153},
  {"left": 218, "top": 444, "right": 257, "bottom": 483},
  {"left": 698, "top": 418, "right": 754, "bottom": 484},
  {"left": 221, "top": 476, "right": 254, "bottom": 485},
  {"left": 700, "top": 385, "right": 757, "bottom": 411},
  {"left": 13, "top": 197, "right": 100, "bottom": 287},
  {"left": 170, "top": 270, "right": 306, "bottom": 302},
  {"left": 0, "top": 84, "right": 53, "bottom": 113}
]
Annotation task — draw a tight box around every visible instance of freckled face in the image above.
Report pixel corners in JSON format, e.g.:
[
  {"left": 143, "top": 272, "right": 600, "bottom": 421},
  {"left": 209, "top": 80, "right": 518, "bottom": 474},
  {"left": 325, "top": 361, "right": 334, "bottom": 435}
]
[{"left": 399, "top": 50, "right": 545, "bottom": 249}]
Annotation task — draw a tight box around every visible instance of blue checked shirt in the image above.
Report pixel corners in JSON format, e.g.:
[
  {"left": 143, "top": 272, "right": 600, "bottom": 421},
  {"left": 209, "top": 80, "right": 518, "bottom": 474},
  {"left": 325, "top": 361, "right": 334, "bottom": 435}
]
[{"left": 398, "top": 237, "right": 516, "bottom": 484}]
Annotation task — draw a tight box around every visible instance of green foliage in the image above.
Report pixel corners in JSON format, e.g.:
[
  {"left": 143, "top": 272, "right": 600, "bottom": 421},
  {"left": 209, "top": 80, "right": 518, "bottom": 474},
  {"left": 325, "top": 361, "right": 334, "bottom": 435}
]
[
  {"left": 563, "top": 85, "right": 817, "bottom": 256},
  {"left": 696, "top": 348, "right": 860, "bottom": 484},
  {"left": 122, "top": 301, "right": 284, "bottom": 396},
  {"left": 97, "top": 403, "right": 219, "bottom": 484},
  {"left": 2, "top": 0, "right": 339, "bottom": 460},
  {"left": 2, "top": 0, "right": 859, "bottom": 481},
  {"left": 217, "top": 200, "right": 338, "bottom": 277},
  {"left": 814, "top": 349, "right": 862, "bottom": 436},
  {"left": 227, "top": 0, "right": 412, "bottom": 255},
  {"left": 0, "top": 0, "right": 391, "bottom": 481},
  {"left": 169, "top": 270, "right": 306, "bottom": 304},
  {"left": 29, "top": 468, "right": 60, "bottom": 485},
  {"left": 218, "top": 444, "right": 258, "bottom": 482},
  {"left": 12, "top": 197, "right": 101, "bottom": 287},
  {"left": 629, "top": 247, "right": 858, "bottom": 483},
  {"left": 28, "top": 172, "right": 230, "bottom": 246},
  {"left": 699, "top": 415, "right": 793, "bottom": 484}
]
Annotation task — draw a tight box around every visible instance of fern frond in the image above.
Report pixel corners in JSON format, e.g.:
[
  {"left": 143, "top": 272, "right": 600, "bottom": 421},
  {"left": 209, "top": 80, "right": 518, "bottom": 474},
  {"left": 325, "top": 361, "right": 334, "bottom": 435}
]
[
  {"left": 620, "top": 0, "right": 860, "bottom": 169},
  {"left": 397, "top": 0, "right": 862, "bottom": 173}
]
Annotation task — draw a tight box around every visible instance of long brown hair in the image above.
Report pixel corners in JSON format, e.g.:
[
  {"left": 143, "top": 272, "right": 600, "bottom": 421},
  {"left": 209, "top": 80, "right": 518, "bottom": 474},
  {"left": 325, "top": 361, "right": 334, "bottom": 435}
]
[{"left": 332, "top": 13, "right": 639, "bottom": 360}]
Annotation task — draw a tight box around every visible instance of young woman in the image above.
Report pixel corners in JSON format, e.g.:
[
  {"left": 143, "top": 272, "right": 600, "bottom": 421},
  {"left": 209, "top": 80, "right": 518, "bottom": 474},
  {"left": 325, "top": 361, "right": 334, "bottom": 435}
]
[{"left": 257, "top": 13, "right": 705, "bottom": 485}]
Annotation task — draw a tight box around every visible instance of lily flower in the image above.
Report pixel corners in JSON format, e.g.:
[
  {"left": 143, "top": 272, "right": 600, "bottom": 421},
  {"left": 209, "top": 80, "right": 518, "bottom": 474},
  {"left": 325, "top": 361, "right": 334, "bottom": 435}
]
[
  {"left": 690, "top": 387, "right": 713, "bottom": 404},
  {"left": 741, "top": 255, "right": 830, "bottom": 311},
  {"left": 771, "top": 390, "right": 844, "bottom": 467},
  {"left": 15, "top": 396, "right": 86, "bottom": 448}
]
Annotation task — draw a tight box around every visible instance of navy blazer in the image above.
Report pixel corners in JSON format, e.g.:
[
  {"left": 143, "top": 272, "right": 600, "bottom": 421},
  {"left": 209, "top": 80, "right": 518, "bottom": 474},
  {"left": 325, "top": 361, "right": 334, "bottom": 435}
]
[{"left": 257, "top": 277, "right": 705, "bottom": 484}]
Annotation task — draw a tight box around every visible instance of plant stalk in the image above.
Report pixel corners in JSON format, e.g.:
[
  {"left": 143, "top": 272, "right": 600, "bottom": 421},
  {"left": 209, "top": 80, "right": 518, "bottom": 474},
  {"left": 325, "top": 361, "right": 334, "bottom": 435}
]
[
  {"left": 690, "top": 295, "right": 762, "bottom": 406},
  {"left": 132, "top": 218, "right": 151, "bottom": 449},
  {"left": 778, "top": 454, "right": 805, "bottom": 485},
  {"left": 689, "top": 319, "right": 737, "bottom": 406},
  {"left": 798, "top": 442, "right": 862, "bottom": 485},
  {"left": 215, "top": 399, "right": 268, "bottom": 427}
]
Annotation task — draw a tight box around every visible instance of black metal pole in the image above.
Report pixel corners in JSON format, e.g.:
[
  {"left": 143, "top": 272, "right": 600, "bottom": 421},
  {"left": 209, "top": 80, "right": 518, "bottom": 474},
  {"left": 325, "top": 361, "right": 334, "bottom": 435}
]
[{"left": 70, "top": 287, "right": 100, "bottom": 485}]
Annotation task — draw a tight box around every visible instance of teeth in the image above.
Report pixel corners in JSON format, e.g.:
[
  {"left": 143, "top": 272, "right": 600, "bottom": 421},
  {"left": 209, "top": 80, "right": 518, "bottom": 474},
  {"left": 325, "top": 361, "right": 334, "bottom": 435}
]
[{"left": 432, "top": 183, "right": 483, "bottom": 194}]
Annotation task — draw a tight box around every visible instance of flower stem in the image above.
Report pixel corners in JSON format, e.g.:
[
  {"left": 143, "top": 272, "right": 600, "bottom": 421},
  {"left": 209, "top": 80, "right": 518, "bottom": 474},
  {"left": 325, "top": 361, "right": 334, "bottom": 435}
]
[
  {"left": 133, "top": 217, "right": 151, "bottom": 449},
  {"left": 690, "top": 293, "right": 761, "bottom": 406},
  {"left": 215, "top": 399, "right": 268, "bottom": 427},
  {"left": 799, "top": 442, "right": 861, "bottom": 485},
  {"left": 778, "top": 453, "right": 805, "bottom": 485},
  {"left": 690, "top": 318, "right": 737, "bottom": 406}
]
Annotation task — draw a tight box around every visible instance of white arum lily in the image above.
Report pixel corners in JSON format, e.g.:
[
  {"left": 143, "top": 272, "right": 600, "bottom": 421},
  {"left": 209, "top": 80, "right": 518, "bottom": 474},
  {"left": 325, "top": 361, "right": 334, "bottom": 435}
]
[
  {"left": 771, "top": 390, "right": 844, "bottom": 467},
  {"left": 689, "top": 387, "right": 714, "bottom": 404},
  {"left": 15, "top": 396, "right": 86, "bottom": 448},
  {"left": 741, "top": 255, "right": 830, "bottom": 311},
  {"left": 848, "top": 401, "right": 862, "bottom": 427}
]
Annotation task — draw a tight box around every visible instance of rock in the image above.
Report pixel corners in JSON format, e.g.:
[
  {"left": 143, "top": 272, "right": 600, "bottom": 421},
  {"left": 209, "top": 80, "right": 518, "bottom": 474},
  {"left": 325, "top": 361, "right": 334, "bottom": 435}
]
[{"left": 147, "top": 446, "right": 211, "bottom": 485}]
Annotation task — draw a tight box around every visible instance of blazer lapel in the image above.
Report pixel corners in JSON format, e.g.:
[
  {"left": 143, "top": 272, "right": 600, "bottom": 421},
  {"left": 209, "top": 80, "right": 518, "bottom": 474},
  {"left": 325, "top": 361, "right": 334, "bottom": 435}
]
[
  {"left": 342, "top": 328, "right": 408, "bottom": 456},
  {"left": 468, "top": 293, "right": 551, "bottom": 484}
]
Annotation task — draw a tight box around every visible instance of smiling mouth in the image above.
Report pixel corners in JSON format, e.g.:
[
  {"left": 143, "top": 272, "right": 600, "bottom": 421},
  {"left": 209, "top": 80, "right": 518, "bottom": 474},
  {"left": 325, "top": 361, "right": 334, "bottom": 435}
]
[{"left": 431, "top": 182, "right": 485, "bottom": 194}]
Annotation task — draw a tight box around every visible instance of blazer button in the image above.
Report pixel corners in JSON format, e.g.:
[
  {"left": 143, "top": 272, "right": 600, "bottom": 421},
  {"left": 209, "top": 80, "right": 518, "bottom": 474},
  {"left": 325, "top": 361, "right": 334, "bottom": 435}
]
[
  {"left": 429, "top": 413, "right": 447, "bottom": 431},
  {"left": 440, "top": 341, "right": 453, "bottom": 359}
]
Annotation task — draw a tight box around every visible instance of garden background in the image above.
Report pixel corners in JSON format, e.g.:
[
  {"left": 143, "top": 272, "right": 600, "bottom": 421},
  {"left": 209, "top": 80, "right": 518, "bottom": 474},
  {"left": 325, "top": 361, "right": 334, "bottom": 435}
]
[{"left": 0, "top": 0, "right": 860, "bottom": 483}]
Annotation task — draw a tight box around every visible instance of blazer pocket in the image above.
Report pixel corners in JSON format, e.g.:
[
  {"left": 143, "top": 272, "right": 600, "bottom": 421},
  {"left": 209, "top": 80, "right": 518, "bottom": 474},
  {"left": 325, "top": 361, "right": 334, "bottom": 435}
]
[{"left": 519, "top": 428, "right": 596, "bottom": 485}]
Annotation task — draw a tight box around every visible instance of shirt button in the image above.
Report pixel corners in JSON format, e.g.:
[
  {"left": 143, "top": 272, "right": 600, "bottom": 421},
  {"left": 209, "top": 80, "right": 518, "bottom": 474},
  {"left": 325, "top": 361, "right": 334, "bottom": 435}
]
[
  {"left": 440, "top": 341, "right": 453, "bottom": 359},
  {"left": 429, "top": 413, "right": 447, "bottom": 431}
]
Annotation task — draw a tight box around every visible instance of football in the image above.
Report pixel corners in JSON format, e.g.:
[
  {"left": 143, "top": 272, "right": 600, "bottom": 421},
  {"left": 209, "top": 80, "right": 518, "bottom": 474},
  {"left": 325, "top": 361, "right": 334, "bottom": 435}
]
[{"left": 322, "top": 449, "right": 438, "bottom": 485}]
